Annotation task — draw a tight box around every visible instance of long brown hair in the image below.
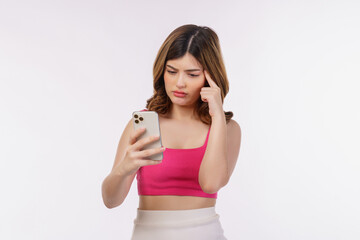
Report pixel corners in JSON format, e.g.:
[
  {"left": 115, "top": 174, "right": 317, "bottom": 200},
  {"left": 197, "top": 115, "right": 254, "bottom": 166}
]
[{"left": 146, "top": 24, "right": 233, "bottom": 125}]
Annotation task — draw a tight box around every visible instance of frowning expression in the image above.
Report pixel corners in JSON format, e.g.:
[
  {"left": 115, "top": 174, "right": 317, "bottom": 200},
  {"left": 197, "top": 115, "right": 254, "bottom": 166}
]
[{"left": 164, "top": 53, "right": 205, "bottom": 106}]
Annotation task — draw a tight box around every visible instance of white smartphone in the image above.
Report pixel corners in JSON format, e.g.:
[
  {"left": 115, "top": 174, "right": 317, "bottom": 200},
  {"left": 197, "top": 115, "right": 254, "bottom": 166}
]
[{"left": 132, "top": 110, "right": 163, "bottom": 161}]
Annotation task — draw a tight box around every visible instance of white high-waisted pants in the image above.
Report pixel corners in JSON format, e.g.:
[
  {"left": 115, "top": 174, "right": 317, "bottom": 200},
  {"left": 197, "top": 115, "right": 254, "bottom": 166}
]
[{"left": 130, "top": 206, "right": 227, "bottom": 240}]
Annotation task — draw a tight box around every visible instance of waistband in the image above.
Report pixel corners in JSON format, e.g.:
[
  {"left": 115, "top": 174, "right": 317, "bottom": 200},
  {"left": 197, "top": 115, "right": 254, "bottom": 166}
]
[{"left": 133, "top": 206, "right": 219, "bottom": 227}]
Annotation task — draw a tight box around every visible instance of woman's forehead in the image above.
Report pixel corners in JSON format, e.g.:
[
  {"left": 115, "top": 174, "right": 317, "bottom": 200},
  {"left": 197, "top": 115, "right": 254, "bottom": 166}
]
[{"left": 166, "top": 54, "right": 203, "bottom": 70}]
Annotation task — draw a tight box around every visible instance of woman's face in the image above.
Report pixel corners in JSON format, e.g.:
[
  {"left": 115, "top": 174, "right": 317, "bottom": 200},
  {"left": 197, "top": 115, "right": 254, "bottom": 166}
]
[{"left": 163, "top": 52, "right": 206, "bottom": 107}]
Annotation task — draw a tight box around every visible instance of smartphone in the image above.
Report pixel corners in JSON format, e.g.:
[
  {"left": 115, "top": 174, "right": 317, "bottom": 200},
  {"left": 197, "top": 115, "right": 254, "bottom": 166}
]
[{"left": 132, "top": 110, "right": 163, "bottom": 161}]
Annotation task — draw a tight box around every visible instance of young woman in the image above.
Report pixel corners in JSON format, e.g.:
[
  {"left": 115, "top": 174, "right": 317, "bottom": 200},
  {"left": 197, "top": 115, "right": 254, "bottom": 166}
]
[{"left": 102, "top": 24, "right": 241, "bottom": 240}]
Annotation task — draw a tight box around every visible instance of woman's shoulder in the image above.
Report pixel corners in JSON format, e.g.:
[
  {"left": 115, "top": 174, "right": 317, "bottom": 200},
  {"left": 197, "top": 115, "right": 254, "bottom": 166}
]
[
  {"left": 226, "top": 119, "right": 241, "bottom": 141},
  {"left": 227, "top": 118, "right": 240, "bottom": 127}
]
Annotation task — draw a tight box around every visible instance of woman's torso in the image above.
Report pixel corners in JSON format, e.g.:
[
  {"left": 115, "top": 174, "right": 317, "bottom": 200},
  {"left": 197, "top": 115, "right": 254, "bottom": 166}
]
[{"left": 138, "top": 114, "right": 216, "bottom": 210}]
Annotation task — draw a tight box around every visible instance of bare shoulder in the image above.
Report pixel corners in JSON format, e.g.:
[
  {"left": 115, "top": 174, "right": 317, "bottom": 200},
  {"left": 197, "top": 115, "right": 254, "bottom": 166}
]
[
  {"left": 119, "top": 117, "right": 135, "bottom": 142},
  {"left": 225, "top": 118, "right": 242, "bottom": 181},
  {"left": 227, "top": 119, "right": 241, "bottom": 138},
  {"left": 226, "top": 119, "right": 241, "bottom": 151},
  {"left": 125, "top": 117, "right": 134, "bottom": 133}
]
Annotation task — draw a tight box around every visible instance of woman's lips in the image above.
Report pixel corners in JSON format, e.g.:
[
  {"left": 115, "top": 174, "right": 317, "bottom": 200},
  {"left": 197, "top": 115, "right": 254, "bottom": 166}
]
[{"left": 173, "top": 91, "right": 187, "bottom": 97}]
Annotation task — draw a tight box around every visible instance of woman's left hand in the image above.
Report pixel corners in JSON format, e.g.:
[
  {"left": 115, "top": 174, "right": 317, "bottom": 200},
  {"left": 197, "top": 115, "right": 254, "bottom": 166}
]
[{"left": 200, "top": 70, "right": 224, "bottom": 118}]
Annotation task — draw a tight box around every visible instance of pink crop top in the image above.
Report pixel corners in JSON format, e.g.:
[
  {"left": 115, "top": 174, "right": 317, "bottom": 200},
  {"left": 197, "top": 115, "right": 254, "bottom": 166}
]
[{"left": 136, "top": 109, "right": 217, "bottom": 199}]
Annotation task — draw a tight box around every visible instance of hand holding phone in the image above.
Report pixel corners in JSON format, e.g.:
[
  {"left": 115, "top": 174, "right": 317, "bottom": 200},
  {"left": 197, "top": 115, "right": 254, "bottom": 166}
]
[
  {"left": 114, "top": 111, "right": 165, "bottom": 176},
  {"left": 132, "top": 111, "right": 164, "bottom": 160}
]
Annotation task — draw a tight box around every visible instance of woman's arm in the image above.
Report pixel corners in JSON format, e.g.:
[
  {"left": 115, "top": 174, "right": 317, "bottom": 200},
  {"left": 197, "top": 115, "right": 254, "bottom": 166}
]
[
  {"left": 199, "top": 115, "right": 241, "bottom": 194},
  {"left": 101, "top": 119, "right": 136, "bottom": 209},
  {"left": 102, "top": 168, "right": 137, "bottom": 209}
]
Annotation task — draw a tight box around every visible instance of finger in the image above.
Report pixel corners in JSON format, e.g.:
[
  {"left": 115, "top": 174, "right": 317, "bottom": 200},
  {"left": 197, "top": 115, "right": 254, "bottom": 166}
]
[
  {"left": 133, "top": 134, "right": 160, "bottom": 151},
  {"left": 133, "top": 146, "right": 166, "bottom": 159},
  {"left": 201, "top": 96, "right": 208, "bottom": 102},
  {"left": 138, "top": 159, "right": 162, "bottom": 167},
  {"left": 129, "top": 127, "right": 146, "bottom": 145},
  {"left": 201, "top": 86, "right": 213, "bottom": 90},
  {"left": 200, "top": 92, "right": 211, "bottom": 101},
  {"left": 200, "top": 87, "right": 212, "bottom": 91},
  {"left": 204, "top": 70, "right": 218, "bottom": 88}
]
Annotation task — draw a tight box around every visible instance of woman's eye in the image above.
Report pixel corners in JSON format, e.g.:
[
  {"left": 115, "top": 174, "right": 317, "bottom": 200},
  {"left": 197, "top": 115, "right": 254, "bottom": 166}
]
[{"left": 167, "top": 70, "right": 199, "bottom": 77}]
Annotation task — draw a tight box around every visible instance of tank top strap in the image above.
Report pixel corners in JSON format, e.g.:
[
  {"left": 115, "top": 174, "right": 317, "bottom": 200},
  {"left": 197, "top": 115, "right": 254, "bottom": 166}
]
[{"left": 204, "top": 126, "right": 211, "bottom": 144}]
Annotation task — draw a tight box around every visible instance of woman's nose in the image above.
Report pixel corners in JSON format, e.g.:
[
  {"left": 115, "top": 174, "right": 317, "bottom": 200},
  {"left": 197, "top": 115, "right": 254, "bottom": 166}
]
[{"left": 175, "top": 73, "right": 186, "bottom": 88}]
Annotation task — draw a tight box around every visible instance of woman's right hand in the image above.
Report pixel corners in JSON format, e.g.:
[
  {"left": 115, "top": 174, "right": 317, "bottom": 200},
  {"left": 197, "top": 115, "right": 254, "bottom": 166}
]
[{"left": 114, "top": 127, "right": 165, "bottom": 177}]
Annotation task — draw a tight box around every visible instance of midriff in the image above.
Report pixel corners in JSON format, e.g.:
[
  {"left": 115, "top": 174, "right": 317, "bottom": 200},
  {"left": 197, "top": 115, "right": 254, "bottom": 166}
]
[{"left": 138, "top": 195, "right": 216, "bottom": 210}]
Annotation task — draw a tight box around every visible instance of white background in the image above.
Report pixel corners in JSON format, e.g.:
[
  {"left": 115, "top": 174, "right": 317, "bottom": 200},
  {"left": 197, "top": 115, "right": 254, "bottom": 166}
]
[{"left": 1, "top": 0, "right": 359, "bottom": 239}]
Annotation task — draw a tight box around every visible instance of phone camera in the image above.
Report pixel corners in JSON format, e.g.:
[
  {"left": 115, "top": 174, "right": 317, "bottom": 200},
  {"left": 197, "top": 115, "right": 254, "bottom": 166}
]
[{"left": 134, "top": 114, "right": 143, "bottom": 123}]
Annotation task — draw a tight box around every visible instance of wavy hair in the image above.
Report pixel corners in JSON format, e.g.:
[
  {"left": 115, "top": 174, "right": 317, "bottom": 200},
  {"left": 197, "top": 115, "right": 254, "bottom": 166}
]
[{"left": 145, "top": 24, "right": 233, "bottom": 125}]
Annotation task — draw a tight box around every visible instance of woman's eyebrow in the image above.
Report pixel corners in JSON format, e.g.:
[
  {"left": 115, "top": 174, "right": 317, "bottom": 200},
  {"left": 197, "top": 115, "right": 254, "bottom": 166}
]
[{"left": 166, "top": 64, "right": 202, "bottom": 72}]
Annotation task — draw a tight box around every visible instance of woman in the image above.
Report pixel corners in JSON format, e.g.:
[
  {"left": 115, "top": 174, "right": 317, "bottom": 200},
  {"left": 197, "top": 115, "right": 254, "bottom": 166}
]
[{"left": 102, "top": 24, "right": 241, "bottom": 240}]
